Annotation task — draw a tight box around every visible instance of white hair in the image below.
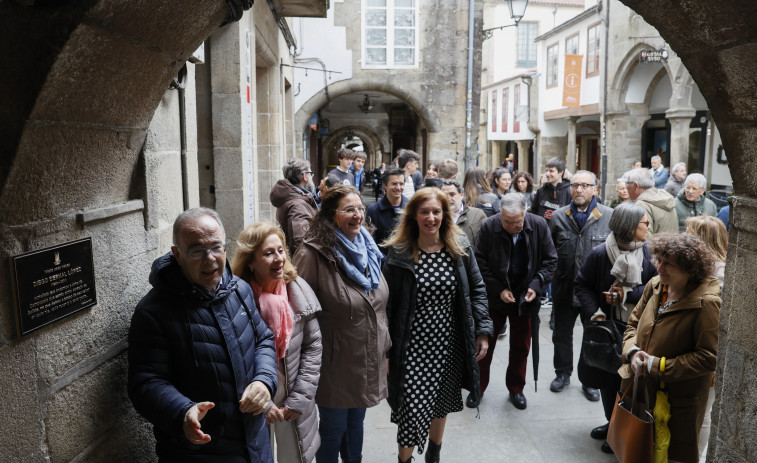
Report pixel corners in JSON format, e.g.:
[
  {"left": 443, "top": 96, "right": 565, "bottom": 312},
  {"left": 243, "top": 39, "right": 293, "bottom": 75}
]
[
  {"left": 651, "top": 155, "right": 662, "bottom": 164},
  {"left": 686, "top": 173, "right": 707, "bottom": 189},
  {"left": 625, "top": 168, "right": 655, "bottom": 189},
  {"left": 671, "top": 162, "right": 686, "bottom": 175}
]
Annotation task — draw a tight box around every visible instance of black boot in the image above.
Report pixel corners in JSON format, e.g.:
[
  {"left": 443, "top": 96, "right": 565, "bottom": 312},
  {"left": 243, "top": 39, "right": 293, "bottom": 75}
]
[{"left": 425, "top": 440, "right": 441, "bottom": 463}]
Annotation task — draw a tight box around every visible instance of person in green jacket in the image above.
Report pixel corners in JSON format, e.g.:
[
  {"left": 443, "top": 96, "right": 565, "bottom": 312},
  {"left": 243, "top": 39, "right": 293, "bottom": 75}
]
[{"left": 674, "top": 173, "right": 718, "bottom": 231}]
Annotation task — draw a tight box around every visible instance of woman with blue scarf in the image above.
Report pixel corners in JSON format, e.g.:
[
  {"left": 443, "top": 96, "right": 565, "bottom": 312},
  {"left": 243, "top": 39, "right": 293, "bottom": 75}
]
[{"left": 294, "top": 185, "right": 390, "bottom": 463}]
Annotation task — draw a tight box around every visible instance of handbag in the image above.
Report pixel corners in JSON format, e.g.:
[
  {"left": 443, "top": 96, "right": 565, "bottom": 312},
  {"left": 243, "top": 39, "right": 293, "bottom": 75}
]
[
  {"left": 581, "top": 303, "right": 624, "bottom": 373},
  {"left": 607, "top": 374, "right": 655, "bottom": 463}
]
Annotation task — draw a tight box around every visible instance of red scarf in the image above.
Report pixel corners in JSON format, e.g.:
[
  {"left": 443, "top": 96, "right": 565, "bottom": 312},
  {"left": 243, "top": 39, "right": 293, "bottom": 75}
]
[{"left": 250, "top": 279, "right": 293, "bottom": 360}]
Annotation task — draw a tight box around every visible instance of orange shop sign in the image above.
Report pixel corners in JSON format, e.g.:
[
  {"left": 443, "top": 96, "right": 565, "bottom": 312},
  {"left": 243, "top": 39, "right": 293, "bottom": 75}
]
[{"left": 562, "top": 54, "right": 583, "bottom": 108}]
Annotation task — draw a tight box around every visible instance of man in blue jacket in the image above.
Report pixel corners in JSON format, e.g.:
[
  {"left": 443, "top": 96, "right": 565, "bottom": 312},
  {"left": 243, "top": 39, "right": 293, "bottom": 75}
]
[{"left": 128, "top": 208, "right": 278, "bottom": 462}]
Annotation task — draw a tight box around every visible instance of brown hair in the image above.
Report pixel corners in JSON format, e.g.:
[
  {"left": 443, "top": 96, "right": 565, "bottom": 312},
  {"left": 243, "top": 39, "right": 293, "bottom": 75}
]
[
  {"left": 513, "top": 171, "right": 534, "bottom": 193},
  {"left": 231, "top": 222, "right": 298, "bottom": 285},
  {"left": 649, "top": 233, "right": 716, "bottom": 287},
  {"left": 685, "top": 215, "right": 728, "bottom": 262},
  {"left": 383, "top": 187, "right": 466, "bottom": 262},
  {"left": 305, "top": 185, "right": 361, "bottom": 250},
  {"left": 463, "top": 167, "right": 492, "bottom": 207}
]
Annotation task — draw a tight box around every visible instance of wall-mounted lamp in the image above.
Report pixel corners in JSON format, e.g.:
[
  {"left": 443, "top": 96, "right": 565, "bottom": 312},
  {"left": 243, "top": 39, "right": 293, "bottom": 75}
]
[{"left": 482, "top": 0, "right": 529, "bottom": 41}]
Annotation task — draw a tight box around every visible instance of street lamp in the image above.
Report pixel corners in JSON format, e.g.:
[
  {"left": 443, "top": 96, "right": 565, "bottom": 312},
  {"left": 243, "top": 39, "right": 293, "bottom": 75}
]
[{"left": 482, "top": 0, "right": 529, "bottom": 41}]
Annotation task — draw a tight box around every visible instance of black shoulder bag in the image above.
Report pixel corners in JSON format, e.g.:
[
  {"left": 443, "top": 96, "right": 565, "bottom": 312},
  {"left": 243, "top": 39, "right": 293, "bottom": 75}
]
[{"left": 581, "top": 293, "right": 624, "bottom": 374}]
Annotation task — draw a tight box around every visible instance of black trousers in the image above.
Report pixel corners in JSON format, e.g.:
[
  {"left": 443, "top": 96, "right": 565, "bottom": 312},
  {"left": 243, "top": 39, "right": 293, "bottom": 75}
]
[{"left": 552, "top": 302, "right": 589, "bottom": 377}]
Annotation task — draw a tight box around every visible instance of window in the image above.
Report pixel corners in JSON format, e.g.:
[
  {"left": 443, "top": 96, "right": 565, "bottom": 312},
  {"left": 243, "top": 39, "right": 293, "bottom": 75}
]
[
  {"left": 587, "top": 23, "right": 600, "bottom": 76},
  {"left": 516, "top": 22, "right": 538, "bottom": 68},
  {"left": 363, "top": 0, "right": 419, "bottom": 68},
  {"left": 547, "top": 43, "right": 559, "bottom": 88},
  {"left": 513, "top": 84, "right": 520, "bottom": 132},
  {"left": 502, "top": 88, "right": 509, "bottom": 133},
  {"left": 566, "top": 32, "right": 579, "bottom": 55},
  {"left": 491, "top": 90, "right": 497, "bottom": 131}
]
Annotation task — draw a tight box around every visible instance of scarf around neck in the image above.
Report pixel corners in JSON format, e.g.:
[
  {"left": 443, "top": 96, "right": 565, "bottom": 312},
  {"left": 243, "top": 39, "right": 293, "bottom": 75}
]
[
  {"left": 250, "top": 278, "right": 293, "bottom": 360},
  {"left": 605, "top": 232, "right": 645, "bottom": 287},
  {"left": 334, "top": 227, "right": 383, "bottom": 294},
  {"left": 570, "top": 196, "right": 597, "bottom": 230}
]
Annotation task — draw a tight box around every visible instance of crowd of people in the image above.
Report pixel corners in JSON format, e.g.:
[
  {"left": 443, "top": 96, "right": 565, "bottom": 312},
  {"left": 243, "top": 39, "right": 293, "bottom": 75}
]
[{"left": 127, "top": 149, "right": 726, "bottom": 463}]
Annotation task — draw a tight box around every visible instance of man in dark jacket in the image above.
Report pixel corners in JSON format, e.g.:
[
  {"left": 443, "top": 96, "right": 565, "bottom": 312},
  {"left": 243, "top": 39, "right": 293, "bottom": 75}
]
[
  {"left": 366, "top": 167, "right": 407, "bottom": 254},
  {"left": 270, "top": 158, "right": 318, "bottom": 256},
  {"left": 128, "top": 208, "right": 278, "bottom": 463},
  {"left": 531, "top": 157, "right": 572, "bottom": 221},
  {"left": 473, "top": 194, "right": 557, "bottom": 410},
  {"left": 548, "top": 171, "right": 612, "bottom": 401}
]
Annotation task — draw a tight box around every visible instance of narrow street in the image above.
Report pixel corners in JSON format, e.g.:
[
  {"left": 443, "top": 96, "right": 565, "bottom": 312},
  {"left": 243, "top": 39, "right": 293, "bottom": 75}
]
[{"left": 361, "top": 307, "right": 712, "bottom": 462}]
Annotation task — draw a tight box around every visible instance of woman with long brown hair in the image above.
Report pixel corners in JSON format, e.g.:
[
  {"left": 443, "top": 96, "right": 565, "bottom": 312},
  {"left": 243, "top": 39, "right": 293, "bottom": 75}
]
[
  {"left": 383, "top": 187, "right": 492, "bottom": 463},
  {"left": 463, "top": 167, "right": 499, "bottom": 217}
]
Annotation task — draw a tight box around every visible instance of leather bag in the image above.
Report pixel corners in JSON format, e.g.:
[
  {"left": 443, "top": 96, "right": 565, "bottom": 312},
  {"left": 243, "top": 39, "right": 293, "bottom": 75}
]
[
  {"left": 607, "top": 375, "right": 655, "bottom": 463},
  {"left": 581, "top": 305, "right": 624, "bottom": 373}
]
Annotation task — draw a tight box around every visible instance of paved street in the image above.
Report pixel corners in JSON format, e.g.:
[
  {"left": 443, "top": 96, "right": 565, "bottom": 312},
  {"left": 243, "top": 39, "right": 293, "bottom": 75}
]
[{"left": 361, "top": 307, "right": 617, "bottom": 462}]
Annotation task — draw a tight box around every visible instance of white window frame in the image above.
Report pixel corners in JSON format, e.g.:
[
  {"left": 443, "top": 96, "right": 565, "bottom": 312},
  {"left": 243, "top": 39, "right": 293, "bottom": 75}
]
[
  {"left": 547, "top": 42, "right": 559, "bottom": 88},
  {"left": 362, "top": 0, "right": 420, "bottom": 69},
  {"left": 516, "top": 22, "right": 538, "bottom": 68}
]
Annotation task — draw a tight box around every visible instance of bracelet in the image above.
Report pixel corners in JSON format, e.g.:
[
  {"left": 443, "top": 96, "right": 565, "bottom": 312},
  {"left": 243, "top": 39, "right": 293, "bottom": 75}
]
[{"left": 660, "top": 356, "right": 666, "bottom": 372}]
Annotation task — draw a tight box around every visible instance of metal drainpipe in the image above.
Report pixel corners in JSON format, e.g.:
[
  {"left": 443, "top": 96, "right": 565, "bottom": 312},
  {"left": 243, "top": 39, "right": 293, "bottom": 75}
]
[
  {"left": 170, "top": 64, "right": 190, "bottom": 211},
  {"left": 464, "top": 0, "right": 475, "bottom": 172},
  {"left": 600, "top": 0, "right": 610, "bottom": 203}
]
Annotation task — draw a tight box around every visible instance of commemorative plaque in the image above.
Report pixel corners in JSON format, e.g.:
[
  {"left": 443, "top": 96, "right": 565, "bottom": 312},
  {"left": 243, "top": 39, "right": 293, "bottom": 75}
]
[{"left": 10, "top": 238, "right": 97, "bottom": 335}]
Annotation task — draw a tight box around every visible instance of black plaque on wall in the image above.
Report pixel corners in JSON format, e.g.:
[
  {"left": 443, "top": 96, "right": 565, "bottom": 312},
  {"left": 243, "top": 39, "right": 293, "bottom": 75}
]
[{"left": 10, "top": 238, "right": 97, "bottom": 335}]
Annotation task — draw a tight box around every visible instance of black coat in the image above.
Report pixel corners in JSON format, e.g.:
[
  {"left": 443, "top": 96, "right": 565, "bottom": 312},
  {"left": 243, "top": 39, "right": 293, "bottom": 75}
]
[
  {"left": 383, "top": 238, "right": 493, "bottom": 409},
  {"left": 474, "top": 212, "right": 557, "bottom": 317},
  {"left": 531, "top": 179, "right": 572, "bottom": 221},
  {"left": 574, "top": 243, "right": 657, "bottom": 389},
  {"left": 128, "top": 253, "right": 278, "bottom": 462},
  {"left": 366, "top": 195, "right": 408, "bottom": 254}
]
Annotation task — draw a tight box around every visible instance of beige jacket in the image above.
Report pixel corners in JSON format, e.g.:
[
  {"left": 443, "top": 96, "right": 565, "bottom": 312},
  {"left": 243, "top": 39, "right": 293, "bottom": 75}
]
[
  {"left": 635, "top": 187, "right": 679, "bottom": 235},
  {"left": 277, "top": 277, "right": 322, "bottom": 463},
  {"left": 293, "top": 236, "right": 390, "bottom": 409}
]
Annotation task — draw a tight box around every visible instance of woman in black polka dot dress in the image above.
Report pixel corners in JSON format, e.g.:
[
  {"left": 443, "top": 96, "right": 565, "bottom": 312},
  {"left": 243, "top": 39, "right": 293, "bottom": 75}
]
[{"left": 383, "top": 187, "right": 493, "bottom": 463}]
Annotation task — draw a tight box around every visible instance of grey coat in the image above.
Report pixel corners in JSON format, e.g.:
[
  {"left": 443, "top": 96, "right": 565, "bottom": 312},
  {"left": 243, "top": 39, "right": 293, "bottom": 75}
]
[
  {"left": 277, "top": 277, "right": 322, "bottom": 463},
  {"left": 549, "top": 202, "right": 613, "bottom": 306}
]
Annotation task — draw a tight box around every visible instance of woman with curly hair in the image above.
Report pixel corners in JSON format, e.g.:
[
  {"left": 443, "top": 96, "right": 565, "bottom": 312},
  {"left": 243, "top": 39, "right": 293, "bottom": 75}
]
[
  {"left": 383, "top": 187, "right": 492, "bottom": 463},
  {"left": 512, "top": 171, "right": 536, "bottom": 210},
  {"left": 231, "top": 222, "right": 322, "bottom": 462},
  {"left": 620, "top": 233, "right": 720, "bottom": 462},
  {"left": 685, "top": 215, "right": 728, "bottom": 290},
  {"left": 292, "top": 185, "right": 390, "bottom": 463},
  {"left": 463, "top": 167, "right": 500, "bottom": 217}
]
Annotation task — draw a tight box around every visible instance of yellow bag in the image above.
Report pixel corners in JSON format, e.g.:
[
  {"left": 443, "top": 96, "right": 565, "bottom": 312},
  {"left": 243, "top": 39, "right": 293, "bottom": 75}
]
[{"left": 654, "top": 357, "right": 671, "bottom": 463}]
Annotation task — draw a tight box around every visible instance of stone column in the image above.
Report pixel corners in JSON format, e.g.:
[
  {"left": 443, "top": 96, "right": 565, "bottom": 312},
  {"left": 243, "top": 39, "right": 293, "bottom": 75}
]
[
  {"left": 566, "top": 116, "right": 579, "bottom": 173},
  {"left": 516, "top": 139, "right": 531, "bottom": 173},
  {"left": 666, "top": 108, "right": 696, "bottom": 168},
  {"left": 210, "top": 20, "right": 255, "bottom": 253}
]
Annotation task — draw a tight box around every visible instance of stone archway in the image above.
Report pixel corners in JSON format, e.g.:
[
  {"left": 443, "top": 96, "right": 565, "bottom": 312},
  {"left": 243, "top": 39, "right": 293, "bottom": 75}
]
[
  {"left": 618, "top": 1, "right": 757, "bottom": 460},
  {"left": 295, "top": 77, "right": 442, "bottom": 136},
  {"left": 322, "top": 125, "right": 385, "bottom": 169}
]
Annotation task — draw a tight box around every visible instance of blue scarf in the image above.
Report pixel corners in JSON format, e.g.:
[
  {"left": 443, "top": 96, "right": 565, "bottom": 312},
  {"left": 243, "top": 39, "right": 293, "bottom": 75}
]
[
  {"left": 334, "top": 227, "right": 383, "bottom": 294},
  {"left": 570, "top": 196, "right": 597, "bottom": 230}
]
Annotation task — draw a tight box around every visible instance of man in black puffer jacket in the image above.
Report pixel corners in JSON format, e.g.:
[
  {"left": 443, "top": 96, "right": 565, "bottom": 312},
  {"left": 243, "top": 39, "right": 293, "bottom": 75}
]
[{"left": 128, "top": 208, "right": 277, "bottom": 462}]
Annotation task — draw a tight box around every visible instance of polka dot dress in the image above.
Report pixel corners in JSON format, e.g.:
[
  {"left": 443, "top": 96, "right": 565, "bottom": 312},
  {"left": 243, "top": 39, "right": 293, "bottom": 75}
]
[{"left": 391, "top": 248, "right": 465, "bottom": 453}]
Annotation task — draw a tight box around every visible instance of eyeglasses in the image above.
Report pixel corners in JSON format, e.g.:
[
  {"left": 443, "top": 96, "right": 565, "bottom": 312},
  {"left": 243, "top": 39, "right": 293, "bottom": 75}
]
[
  {"left": 571, "top": 183, "right": 595, "bottom": 190},
  {"left": 185, "top": 243, "right": 227, "bottom": 260},
  {"left": 684, "top": 186, "right": 702, "bottom": 191},
  {"left": 639, "top": 220, "right": 650, "bottom": 227},
  {"left": 336, "top": 205, "right": 366, "bottom": 215},
  {"left": 303, "top": 171, "right": 314, "bottom": 175}
]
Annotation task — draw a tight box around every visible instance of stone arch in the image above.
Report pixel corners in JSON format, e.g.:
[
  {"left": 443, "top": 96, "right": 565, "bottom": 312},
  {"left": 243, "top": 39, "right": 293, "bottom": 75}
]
[
  {"left": 295, "top": 77, "right": 442, "bottom": 135},
  {"left": 0, "top": 1, "right": 230, "bottom": 226},
  {"left": 322, "top": 125, "right": 385, "bottom": 160},
  {"left": 610, "top": 42, "right": 674, "bottom": 113}
]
